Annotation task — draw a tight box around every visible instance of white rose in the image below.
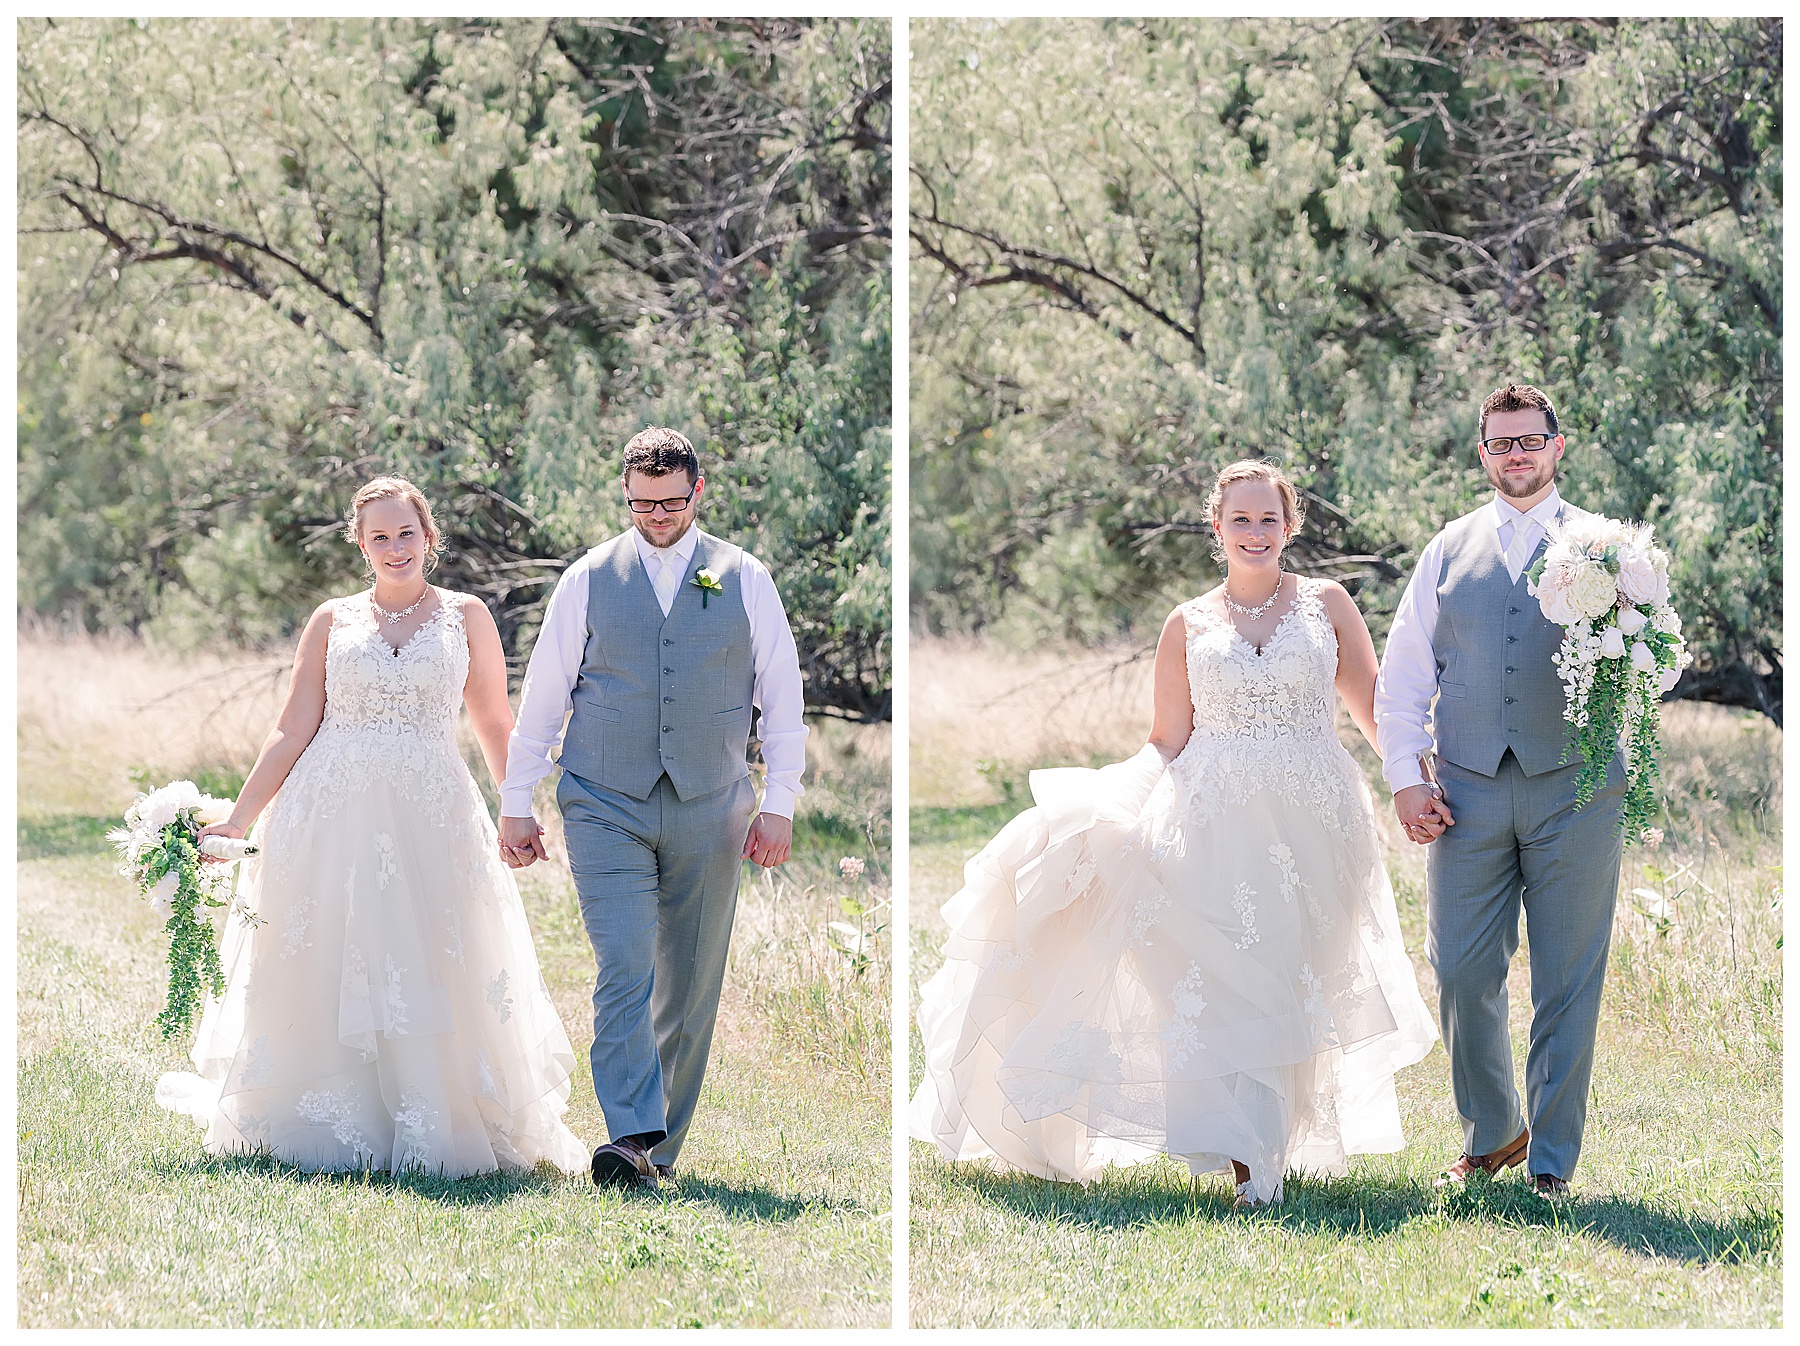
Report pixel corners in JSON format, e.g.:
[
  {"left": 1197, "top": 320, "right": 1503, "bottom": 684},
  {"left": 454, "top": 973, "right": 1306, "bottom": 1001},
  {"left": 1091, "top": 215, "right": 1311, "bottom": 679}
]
[
  {"left": 1599, "top": 626, "right": 1628, "bottom": 659},
  {"left": 1629, "top": 641, "right": 1657, "bottom": 672},
  {"left": 1658, "top": 667, "right": 1683, "bottom": 694},
  {"left": 1616, "top": 606, "right": 1648, "bottom": 636},
  {"left": 1616, "top": 550, "right": 1660, "bottom": 605},
  {"left": 147, "top": 870, "right": 180, "bottom": 915},
  {"left": 1536, "top": 582, "right": 1583, "bottom": 627},
  {"left": 194, "top": 797, "right": 235, "bottom": 826},
  {"left": 1570, "top": 564, "right": 1619, "bottom": 622}
]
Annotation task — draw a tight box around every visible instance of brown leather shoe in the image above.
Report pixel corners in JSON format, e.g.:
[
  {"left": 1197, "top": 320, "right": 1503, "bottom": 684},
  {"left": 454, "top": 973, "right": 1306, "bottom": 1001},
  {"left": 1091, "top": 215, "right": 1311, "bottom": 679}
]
[
  {"left": 1435, "top": 1127, "right": 1529, "bottom": 1187},
  {"left": 591, "top": 1138, "right": 658, "bottom": 1190},
  {"left": 653, "top": 1162, "right": 675, "bottom": 1182},
  {"left": 1532, "top": 1173, "right": 1571, "bottom": 1201}
]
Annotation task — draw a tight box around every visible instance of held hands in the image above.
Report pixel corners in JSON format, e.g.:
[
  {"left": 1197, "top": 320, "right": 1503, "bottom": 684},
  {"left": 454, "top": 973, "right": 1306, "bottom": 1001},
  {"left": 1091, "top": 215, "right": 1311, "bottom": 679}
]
[
  {"left": 1394, "top": 784, "right": 1455, "bottom": 846},
  {"left": 498, "top": 814, "right": 548, "bottom": 869},
  {"left": 742, "top": 812, "right": 793, "bottom": 869}
]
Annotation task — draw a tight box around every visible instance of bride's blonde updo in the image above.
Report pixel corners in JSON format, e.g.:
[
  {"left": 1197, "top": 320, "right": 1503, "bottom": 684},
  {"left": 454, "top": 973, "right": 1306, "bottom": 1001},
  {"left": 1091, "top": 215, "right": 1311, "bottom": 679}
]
[
  {"left": 344, "top": 475, "right": 446, "bottom": 573},
  {"left": 1205, "top": 459, "right": 1304, "bottom": 561}
]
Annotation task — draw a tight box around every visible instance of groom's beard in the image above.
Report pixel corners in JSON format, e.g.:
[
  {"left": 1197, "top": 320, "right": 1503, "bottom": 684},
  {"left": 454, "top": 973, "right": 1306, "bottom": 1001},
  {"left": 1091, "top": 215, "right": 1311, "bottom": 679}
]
[
  {"left": 1489, "top": 459, "right": 1556, "bottom": 500},
  {"left": 631, "top": 510, "right": 699, "bottom": 550}
]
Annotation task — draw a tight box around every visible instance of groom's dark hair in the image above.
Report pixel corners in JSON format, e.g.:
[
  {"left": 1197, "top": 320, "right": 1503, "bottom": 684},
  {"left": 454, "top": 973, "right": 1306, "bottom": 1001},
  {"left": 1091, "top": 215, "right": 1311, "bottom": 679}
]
[
  {"left": 621, "top": 426, "right": 700, "bottom": 485},
  {"left": 1479, "top": 383, "right": 1559, "bottom": 438}
]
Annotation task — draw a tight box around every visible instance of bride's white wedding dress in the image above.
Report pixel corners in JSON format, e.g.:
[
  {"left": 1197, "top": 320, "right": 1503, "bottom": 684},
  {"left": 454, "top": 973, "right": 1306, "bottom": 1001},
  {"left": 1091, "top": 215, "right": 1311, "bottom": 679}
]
[
  {"left": 911, "top": 577, "right": 1437, "bottom": 1203},
  {"left": 157, "top": 592, "right": 589, "bottom": 1176}
]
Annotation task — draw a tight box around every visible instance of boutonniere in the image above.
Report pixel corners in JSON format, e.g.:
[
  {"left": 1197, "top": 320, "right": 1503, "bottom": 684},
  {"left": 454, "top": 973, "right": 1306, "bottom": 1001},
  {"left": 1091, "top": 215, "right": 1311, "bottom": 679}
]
[{"left": 692, "top": 568, "right": 723, "bottom": 608}]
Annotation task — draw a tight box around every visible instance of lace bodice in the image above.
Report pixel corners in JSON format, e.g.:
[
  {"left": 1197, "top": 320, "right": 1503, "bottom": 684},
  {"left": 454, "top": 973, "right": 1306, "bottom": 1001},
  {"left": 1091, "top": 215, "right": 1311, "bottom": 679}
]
[
  {"left": 320, "top": 591, "right": 468, "bottom": 741},
  {"left": 1164, "top": 577, "right": 1371, "bottom": 844},
  {"left": 1180, "top": 576, "right": 1339, "bottom": 746},
  {"left": 273, "top": 591, "right": 472, "bottom": 828}
]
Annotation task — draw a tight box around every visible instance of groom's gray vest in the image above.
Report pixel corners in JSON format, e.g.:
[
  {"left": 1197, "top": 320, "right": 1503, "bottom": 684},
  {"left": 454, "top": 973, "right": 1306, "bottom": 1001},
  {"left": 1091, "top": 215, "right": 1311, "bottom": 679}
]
[
  {"left": 1432, "top": 503, "right": 1590, "bottom": 778},
  {"left": 559, "top": 529, "right": 756, "bottom": 802}
]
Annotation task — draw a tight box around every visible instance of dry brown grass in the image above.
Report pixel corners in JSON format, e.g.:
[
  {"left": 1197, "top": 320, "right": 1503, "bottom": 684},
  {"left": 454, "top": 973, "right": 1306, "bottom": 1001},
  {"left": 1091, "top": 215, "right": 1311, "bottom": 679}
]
[
  {"left": 18, "top": 625, "right": 290, "bottom": 814},
  {"left": 910, "top": 635, "right": 1156, "bottom": 808}
]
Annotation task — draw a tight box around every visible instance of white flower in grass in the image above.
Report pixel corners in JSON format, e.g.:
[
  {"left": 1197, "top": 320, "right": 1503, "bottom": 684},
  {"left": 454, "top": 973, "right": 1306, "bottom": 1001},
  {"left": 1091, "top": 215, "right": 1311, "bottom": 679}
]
[{"left": 839, "top": 856, "right": 866, "bottom": 881}]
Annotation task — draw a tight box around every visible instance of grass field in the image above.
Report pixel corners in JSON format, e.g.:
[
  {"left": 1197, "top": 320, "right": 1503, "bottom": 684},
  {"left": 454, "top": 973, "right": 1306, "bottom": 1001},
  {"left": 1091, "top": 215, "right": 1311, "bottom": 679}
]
[
  {"left": 908, "top": 637, "right": 1782, "bottom": 1328},
  {"left": 17, "top": 630, "right": 890, "bottom": 1328}
]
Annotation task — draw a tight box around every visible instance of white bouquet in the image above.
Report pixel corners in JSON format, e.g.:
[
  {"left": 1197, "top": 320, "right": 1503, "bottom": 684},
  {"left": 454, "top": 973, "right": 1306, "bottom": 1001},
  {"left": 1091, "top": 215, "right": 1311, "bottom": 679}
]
[
  {"left": 1526, "top": 516, "right": 1691, "bottom": 842},
  {"left": 109, "top": 780, "right": 259, "bottom": 1037}
]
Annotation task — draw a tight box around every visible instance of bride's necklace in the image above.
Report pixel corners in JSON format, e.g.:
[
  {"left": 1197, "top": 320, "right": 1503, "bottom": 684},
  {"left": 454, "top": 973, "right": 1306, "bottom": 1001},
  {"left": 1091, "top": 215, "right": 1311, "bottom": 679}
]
[
  {"left": 1223, "top": 571, "right": 1284, "bottom": 620},
  {"left": 371, "top": 585, "right": 431, "bottom": 624}
]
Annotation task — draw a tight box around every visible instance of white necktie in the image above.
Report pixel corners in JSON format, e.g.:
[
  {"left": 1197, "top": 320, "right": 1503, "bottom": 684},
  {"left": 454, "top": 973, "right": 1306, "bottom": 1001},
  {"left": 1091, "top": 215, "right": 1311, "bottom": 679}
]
[
  {"left": 1504, "top": 520, "right": 1536, "bottom": 582},
  {"left": 651, "top": 549, "right": 680, "bottom": 616}
]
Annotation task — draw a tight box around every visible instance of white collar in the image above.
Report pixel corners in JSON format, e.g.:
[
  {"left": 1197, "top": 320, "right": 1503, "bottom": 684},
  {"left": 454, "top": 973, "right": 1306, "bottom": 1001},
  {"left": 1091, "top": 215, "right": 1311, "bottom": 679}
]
[
  {"left": 630, "top": 524, "right": 701, "bottom": 574},
  {"left": 1488, "top": 487, "right": 1563, "bottom": 534}
]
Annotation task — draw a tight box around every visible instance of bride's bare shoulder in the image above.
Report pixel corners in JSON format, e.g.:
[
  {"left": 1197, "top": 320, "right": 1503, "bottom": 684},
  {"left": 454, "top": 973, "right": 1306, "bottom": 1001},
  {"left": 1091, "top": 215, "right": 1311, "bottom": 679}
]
[
  {"left": 1183, "top": 584, "right": 1227, "bottom": 616},
  {"left": 1165, "top": 587, "right": 1224, "bottom": 637}
]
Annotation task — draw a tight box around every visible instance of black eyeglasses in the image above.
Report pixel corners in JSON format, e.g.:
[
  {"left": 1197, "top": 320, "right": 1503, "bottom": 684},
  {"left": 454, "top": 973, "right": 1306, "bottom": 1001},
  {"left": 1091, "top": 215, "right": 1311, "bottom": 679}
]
[
  {"left": 625, "top": 491, "right": 695, "bottom": 514},
  {"left": 1480, "top": 434, "right": 1555, "bottom": 455}
]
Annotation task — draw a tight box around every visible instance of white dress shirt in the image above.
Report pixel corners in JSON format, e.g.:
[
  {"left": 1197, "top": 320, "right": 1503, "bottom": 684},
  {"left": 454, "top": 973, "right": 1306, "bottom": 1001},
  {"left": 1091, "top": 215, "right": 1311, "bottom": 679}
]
[
  {"left": 500, "top": 526, "right": 810, "bottom": 819},
  {"left": 1373, "top": 489, "right": 1565, "bottom": 792}
]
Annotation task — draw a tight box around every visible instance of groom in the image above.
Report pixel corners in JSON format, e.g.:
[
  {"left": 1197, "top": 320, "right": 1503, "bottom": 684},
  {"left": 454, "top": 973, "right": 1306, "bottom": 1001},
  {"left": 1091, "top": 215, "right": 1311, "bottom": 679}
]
[
  {"left": 1374, "top": 383, "right": 1625, "bottom": 1201},
  {"left": 497, "top": 426, "right": 808, "bottom": 1189}
]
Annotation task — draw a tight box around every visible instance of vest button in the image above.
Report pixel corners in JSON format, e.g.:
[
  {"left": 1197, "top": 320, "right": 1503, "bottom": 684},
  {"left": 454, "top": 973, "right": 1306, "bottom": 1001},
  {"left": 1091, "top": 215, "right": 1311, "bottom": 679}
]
[
  {"left": 662, "top": 725, "right": 673, "bottom": 733},
  {"left": 663, "top": 668, "right": 674, "bottom": 675},
  {"left": 663, "top": 638, "right": 674, "bottom": 646},
  {"left": 663, "top": 696, "right": 673, "bottom": 704},
  {"left": 1509, "top": 607, "right": 1519, "bottom": 614},
  {"left": 1505, "top": 697, "right": 1516, "bottom": 704},
  {"left": 1507, "top": 636, "right": 1518, "bottom": 644},
  {"left": 1506, "top": 667, "right": 1515, "bottom": 674}
]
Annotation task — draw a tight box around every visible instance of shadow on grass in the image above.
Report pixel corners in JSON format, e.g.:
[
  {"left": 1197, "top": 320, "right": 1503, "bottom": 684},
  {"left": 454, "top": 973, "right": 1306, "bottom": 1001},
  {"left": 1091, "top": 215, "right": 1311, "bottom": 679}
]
[
  {"left": 665, "top": 1173, "right": 873, "bottom": 1223},
  {"left": 142, "top": 1149, "right": 572, "bottom": 1203},
  {"left": 142, "top": 1150, "right": 873, "bottom": 1223},
  {"left": 930, "top": 1161, "right": 1780, "bottom": 1267}
]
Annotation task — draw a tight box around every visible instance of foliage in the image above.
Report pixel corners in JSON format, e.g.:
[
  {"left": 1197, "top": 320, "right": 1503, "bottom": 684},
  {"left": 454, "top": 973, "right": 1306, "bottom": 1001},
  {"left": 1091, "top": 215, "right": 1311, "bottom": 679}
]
[
  {"left": 910, "top": 18, "right": 1780, "bottom": 720},
  {"left": 19, "top": 17, "right": 892, "bottom": 717}
]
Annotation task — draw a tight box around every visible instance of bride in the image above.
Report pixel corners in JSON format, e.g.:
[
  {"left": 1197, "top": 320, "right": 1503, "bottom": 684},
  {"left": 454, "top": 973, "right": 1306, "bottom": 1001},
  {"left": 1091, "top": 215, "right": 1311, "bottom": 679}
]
[
  {"left": 912, "top": 460, "right": 1437, "bottom": 1206},
  {"left": 156, "top": 476, "right": 589, "bottom": 1176}
]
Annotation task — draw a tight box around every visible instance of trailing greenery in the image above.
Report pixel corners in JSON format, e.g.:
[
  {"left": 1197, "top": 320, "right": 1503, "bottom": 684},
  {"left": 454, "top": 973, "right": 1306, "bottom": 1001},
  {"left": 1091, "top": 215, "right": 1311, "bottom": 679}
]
[
  {"left": 19, "top": 17, "right": 892, "bottom": 717},
  {"left": 910, "top": 18, "right": 1779, "bottom": 721}
]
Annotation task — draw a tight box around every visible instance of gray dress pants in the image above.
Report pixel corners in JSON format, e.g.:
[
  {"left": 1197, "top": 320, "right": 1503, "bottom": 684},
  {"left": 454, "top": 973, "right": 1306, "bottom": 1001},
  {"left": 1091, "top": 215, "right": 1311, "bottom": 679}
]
[
  {"left": 558, "top": 769, "right": 757, "bottom": 1167},
  {"left": 1425, "top": 749, "right": 1624, "bottom": 1181}
]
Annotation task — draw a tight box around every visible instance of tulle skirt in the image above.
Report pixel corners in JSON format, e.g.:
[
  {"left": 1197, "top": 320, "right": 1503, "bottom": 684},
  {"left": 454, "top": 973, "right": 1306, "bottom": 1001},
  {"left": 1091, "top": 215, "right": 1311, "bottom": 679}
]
[
  {"left": 156, "top": 734, "right": 589, "bottom": 1176},
  {"left": 911, "top": 742, "right": 1438, "bottom": 1203}
]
